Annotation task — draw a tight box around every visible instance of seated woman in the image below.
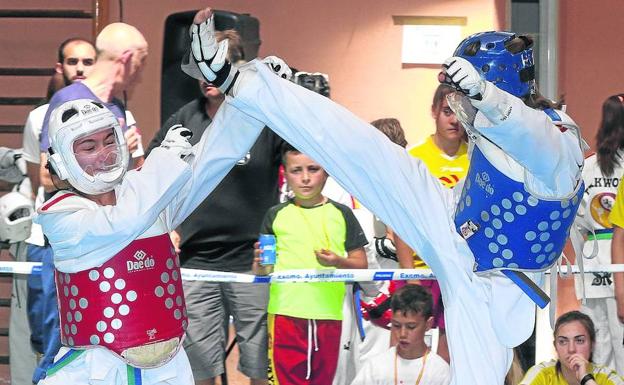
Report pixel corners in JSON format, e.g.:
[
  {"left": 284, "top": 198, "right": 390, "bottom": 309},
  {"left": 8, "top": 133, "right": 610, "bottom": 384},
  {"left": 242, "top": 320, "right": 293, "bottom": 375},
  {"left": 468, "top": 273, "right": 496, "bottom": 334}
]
[{"left": 520, "top": 311, "right": 624, "bottom": 385}]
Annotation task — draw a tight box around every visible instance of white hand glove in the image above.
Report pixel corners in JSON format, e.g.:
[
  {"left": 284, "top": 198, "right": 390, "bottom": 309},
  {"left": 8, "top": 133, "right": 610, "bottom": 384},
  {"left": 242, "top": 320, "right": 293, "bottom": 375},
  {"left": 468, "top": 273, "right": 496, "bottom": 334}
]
[
  {"left": 441, "top": 56, "right": 486, "bottom": 100},
  {"left": 160, "top": 124, "right": 193, "bottom": 158},
  {"left": 181, "top": 13, "right": 238, "bottom": 93},
  {"left": 261, "top": 56, "right": 292, "bottom": 80}
]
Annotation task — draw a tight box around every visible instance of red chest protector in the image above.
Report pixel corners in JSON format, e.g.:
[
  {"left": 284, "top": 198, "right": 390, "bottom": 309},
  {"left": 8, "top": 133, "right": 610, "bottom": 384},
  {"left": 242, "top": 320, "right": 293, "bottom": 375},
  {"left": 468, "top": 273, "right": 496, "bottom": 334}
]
[{"left": 55, "top": 233, "right": 187, "bottom": 367}]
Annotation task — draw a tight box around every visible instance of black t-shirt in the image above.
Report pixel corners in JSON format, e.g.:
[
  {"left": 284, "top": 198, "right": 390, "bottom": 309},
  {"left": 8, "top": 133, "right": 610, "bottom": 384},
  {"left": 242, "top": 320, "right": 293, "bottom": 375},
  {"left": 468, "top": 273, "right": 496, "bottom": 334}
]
[{"left": 147, "top": 98, "right": 285, "bottom": 272}]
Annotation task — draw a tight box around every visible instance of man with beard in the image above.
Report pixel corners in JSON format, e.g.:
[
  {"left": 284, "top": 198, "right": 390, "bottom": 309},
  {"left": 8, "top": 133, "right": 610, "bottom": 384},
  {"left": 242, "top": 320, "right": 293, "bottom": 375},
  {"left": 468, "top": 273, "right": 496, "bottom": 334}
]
[{"left": 22, "top": 38, "right": 97, "bottom": 196}]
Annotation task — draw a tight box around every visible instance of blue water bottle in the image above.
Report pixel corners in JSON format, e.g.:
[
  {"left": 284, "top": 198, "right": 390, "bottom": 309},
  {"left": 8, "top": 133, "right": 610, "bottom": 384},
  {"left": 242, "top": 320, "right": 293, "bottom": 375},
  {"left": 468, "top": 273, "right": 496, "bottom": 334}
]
[{"left": 259, "top": 234, "right": 277, "bottom": 271}]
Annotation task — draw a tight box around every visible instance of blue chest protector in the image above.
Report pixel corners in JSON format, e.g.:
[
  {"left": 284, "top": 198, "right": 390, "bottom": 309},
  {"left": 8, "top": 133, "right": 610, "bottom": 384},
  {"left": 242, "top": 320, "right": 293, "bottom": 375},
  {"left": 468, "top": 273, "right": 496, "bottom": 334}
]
[{"left": 454, "top": 113, "right": 584, "bottom": 274}]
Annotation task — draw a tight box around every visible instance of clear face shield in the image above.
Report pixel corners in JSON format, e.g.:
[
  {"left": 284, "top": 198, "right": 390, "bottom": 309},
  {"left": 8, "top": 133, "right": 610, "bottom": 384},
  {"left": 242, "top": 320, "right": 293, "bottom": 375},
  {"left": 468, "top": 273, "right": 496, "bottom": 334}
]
[
  {"left": 446, "top": 92, "right": 478, "bottom": 136},
  {"left": 71, "top": 126, "right": 126, "bottom": 187},
  {"left": 48, "top": 99, "right": 130, "bottom": 195}
]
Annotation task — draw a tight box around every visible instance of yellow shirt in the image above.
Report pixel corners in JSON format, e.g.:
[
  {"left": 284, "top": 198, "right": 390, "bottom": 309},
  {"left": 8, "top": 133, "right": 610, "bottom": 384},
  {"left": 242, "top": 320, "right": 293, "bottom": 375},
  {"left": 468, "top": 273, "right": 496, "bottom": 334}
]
[
  {"left": 408, "top": 135, "right": 470, "bottom": 267},
  {"left": 408, "top": 135, "right": 469, "bottom": 188},
  {"left": 520, "top": 360, "right": 624, "bottom": 385},
  {"left": 609, "top": 177, "right": 624, "bottom": 228}
]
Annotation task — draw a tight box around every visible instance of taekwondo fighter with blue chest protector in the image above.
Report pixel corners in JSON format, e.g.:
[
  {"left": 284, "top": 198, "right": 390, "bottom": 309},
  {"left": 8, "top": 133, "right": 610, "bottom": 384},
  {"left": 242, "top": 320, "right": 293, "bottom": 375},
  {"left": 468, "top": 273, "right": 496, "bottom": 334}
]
[{"left": 180, "top": 8, "right": 585, "bottom": 384}]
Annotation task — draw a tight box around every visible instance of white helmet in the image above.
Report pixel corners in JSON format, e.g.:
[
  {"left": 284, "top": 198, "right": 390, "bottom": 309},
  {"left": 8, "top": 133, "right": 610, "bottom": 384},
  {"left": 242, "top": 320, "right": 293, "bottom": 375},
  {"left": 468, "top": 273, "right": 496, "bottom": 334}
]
[
  {"left": 0, "top": 192, "right": 33, "bottom": 243},
  {"left": 0, "top": 147, "right": 26, "bottom": 185},
  {"left": 47, "top": 99, "right": 129, "bottom": 195}
]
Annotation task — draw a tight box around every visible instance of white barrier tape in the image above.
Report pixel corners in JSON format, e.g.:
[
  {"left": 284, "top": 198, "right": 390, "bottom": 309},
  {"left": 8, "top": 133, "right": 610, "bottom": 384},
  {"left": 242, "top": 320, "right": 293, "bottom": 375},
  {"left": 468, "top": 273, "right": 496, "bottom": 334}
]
[
  {"left": 0, "top": 261, "right": 42, "bottom": 275},
  {"left": 182, "top": 268, "right": 435, "bottom": 283},
  {"left": 181, "top": 268, "right": 257, "bottom": 283},
  {"left": 182, "top": 269, "right": 436, "bottom": 283},
  {"left": 2, "top": 261, "right": 624, "bottom": 281},
  {"left": 265, "top": 269, "right": 435, "bottom": 283}
]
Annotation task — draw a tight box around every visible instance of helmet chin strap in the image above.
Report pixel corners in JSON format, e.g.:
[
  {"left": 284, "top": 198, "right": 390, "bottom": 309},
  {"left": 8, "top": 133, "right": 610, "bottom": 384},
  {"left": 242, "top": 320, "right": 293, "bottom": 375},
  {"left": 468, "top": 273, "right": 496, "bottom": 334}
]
[
  {"left": 98, "top": 167, "right": 125, "bottom": 183},
  {"left": 69, "top": 164, "right": 126, "bottom": 195}
]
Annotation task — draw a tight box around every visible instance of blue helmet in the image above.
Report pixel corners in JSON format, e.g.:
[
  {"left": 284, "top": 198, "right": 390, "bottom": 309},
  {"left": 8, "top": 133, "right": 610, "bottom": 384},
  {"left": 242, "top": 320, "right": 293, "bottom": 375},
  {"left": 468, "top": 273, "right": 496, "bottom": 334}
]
[{"left": 454, "top": 31, "right": 536, "bottom": 98}]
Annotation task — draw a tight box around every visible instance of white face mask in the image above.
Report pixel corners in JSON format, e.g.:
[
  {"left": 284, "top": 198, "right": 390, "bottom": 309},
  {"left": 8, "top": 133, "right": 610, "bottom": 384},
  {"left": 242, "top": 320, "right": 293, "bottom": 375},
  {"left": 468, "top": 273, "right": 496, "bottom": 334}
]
[{"left": 48, "top": 99, "right": 129, "bottom": 195}]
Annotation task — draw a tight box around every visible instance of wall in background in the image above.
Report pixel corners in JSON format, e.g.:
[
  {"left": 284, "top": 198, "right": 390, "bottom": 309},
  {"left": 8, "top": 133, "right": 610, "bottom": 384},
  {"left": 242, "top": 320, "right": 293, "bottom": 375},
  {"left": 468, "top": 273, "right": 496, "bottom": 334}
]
[
  {"left": 111, "top": 0, "right": 506, "bottom": 146},
  {"left": 5, "top": 1, "right": 620, "bottom": 154},
  {"left": 559, "top": 0, "right": 624, "bottom": 149}
]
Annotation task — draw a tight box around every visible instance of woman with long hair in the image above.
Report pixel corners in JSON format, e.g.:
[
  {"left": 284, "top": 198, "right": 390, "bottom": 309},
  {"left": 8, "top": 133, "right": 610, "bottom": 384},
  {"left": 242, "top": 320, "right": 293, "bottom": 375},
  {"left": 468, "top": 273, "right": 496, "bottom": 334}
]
[
  {"left": 574, "top": 94, "right": 624, "bottom": 374},
  {"left": 596, "top": 95, "right": 624, "bottom": 177},
  {"left": 520, "top": 311, "right": 623, "bottom": 384}
]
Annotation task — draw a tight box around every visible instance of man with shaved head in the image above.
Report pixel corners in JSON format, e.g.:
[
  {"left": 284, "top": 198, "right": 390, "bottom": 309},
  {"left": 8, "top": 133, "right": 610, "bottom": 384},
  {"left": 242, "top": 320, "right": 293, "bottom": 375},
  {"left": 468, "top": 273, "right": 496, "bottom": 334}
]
[
  {"left": 38, "top": 22, "right": 147, "bottom": 170},
  {"left": 93, "top": 22, "right": 149, "bottom": 94}
]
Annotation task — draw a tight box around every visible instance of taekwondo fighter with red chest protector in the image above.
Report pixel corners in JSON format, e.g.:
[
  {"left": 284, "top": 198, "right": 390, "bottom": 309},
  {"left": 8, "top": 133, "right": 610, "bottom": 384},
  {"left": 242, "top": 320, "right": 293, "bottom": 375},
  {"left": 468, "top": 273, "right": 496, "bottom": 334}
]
[{"left": 33, "top": 95, "right": 269, "bottom": 385}]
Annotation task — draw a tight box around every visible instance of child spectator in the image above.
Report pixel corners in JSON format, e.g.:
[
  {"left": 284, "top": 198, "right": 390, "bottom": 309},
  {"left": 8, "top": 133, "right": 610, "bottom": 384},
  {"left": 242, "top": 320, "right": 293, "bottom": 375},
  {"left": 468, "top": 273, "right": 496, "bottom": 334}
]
[
  {"left": 256, "top": 144, "right": 368, "bottom": 385},
  {"left": 396, "top": 83, "right": 470, "bottom": 363},
  {"left": 351, "top": 284, "right": 450, "bottom": 385}
]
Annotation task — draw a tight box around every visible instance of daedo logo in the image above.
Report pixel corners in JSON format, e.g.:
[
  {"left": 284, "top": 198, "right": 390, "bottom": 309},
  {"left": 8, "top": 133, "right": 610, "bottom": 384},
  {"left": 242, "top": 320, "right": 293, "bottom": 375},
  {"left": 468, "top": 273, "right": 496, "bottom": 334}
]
[
  {"left": 81, "top": 104, "right": 98, "bottom": 115},
  {"left": 127, "top": 250, "right": 155, "bottom": 272}
]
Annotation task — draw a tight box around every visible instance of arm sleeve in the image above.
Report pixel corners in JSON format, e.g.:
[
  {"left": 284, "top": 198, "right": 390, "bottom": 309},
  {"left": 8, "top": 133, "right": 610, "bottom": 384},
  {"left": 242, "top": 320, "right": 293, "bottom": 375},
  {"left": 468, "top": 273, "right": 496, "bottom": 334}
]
[
  {"left": 259, "top": 206, "right": 277, "bottom": 235},
  {"left": 125, "top": 110, "right": 144, "bottom": 158},
  {"left": 35, "top": 149, "right": 192, "bottom": 272},
  {"left": 162, "top": 100, "right": 266, "bottom": 230},
  {"left": 22, "top": 108, "right": 44, "bottom": 163},
  {"left": 472, "top": 83, "right": 583, "bottom": 196},
  {"left": 609, "top": 177, "right": 624, "bottom": 228},
  {"left": 335, "top": 203, "right": 368, "bottom": 251}
]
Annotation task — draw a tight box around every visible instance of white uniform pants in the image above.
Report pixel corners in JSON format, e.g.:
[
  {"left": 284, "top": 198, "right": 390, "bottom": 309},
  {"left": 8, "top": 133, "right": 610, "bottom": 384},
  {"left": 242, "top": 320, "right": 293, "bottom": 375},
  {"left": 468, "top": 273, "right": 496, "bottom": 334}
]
[{"left": 582, "top": 297, "right": 624, "bottom": 373}]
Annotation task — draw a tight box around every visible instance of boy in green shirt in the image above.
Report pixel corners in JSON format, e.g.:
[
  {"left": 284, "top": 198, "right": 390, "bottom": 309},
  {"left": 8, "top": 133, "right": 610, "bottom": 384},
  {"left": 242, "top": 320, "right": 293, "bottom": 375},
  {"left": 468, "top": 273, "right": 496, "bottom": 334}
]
[{"left": 256, "top": 144, "right": 367, "bottom": 385}]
